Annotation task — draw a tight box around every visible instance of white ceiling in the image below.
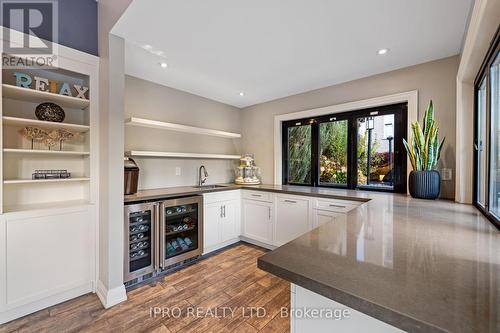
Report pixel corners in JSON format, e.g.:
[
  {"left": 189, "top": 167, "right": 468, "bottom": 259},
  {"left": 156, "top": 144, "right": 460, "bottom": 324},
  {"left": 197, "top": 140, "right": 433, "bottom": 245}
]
[{"left": 112, "top": 0, "right": 473, "bottom": 108}]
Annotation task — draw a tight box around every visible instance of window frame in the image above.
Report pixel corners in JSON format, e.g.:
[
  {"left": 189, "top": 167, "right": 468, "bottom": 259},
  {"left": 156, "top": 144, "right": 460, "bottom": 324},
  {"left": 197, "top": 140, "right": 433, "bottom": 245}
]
[
  {"left": 473, "top": 27, "right": 500, "bottom": 230},
  {"left": 282, "top": 103, "right": 407, "bottom": 193}
]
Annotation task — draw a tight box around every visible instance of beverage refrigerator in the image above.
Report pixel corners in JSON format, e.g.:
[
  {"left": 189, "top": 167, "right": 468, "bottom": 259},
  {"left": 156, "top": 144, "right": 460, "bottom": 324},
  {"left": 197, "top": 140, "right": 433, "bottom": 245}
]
[{"left": 124, "top": 196, "right": 203, "bottom": 283}]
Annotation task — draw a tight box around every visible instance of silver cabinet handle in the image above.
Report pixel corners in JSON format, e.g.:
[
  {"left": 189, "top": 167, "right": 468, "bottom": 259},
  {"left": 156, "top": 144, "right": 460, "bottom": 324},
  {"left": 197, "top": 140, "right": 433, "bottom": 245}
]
[
  {"left": 223, "top": 205, "right": 226, "bottom": 218},
  {"left": 220, "top": 205, "right": 223, "bottom": 218},
  {"left": 158, "top": 203, "right": 165, "bottom": 269},
  {"left": 268, "top": 207, "right": 271, "bottom": 220},
  {"left": 329, "top": 204, "right": 346, "bottom": 208},
  {"left": 284, "top": 199, "right": 297, "bottom": 203},
  {"left": 153, "top": 204, "right": 160, "bottom": 270},
  {"left": 251, "top": 194, "right": 262, "bottom": 197}
]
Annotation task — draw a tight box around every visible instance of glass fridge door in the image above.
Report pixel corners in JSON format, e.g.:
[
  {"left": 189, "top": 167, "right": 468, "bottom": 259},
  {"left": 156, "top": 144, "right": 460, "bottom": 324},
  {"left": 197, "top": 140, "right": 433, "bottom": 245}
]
[
  {"left": 124, "top": 202, "right": 156, "bottom": 282},
  {"left": 161, "top": 197, "right": 202, "bottom": 267}
]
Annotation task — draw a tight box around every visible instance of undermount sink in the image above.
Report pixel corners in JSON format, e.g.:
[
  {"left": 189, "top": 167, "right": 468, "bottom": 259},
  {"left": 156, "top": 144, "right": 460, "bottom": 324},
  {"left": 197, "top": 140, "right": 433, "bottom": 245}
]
[{"left": 192, "top": 185, "right": 227, "bottom": 190}]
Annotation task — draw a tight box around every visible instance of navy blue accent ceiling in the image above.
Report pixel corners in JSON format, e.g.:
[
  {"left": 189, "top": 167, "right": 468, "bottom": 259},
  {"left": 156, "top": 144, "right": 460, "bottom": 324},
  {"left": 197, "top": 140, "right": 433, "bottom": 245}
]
[
  {"left": 2, "top": 0, "right": 98, "bottom": 56},
  {"left": 58, "top": 0, "right": 98, "bottom": 56}
]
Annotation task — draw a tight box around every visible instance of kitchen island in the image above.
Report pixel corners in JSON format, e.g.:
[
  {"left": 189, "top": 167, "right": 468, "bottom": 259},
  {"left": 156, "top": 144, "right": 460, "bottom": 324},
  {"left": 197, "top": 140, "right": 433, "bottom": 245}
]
[
  {"left": 257, "top": 188, "right": 500, "bottom": 333},
  {"left": 125, "top": 184, "right": 499, "bottom": 332}
]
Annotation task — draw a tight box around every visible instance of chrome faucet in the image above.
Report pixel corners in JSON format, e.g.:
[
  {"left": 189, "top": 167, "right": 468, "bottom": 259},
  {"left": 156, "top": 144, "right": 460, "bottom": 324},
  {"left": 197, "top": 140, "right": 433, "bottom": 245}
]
[{"left": 198, "top": 165, "right": 208, "bottom": 186}]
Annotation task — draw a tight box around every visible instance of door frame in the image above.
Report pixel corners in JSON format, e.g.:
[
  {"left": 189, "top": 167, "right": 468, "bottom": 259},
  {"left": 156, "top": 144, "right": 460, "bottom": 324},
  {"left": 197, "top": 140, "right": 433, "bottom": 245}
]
[
  {"left": 472, "top": 27, "right": 500, "bottom": 230},
  {"left": 274, "top": 90, "right": 418, "bottom": 194}
]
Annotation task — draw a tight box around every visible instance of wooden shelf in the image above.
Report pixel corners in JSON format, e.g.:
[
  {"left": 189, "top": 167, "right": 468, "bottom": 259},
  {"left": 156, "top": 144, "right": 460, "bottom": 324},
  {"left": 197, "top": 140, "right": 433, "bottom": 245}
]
[
  {"left": 4, "top": 177, "right": 90, "bottom": 184},
  {"left": 2, "top": 84, "right": 90, "bottom": 110},
  {"left": 126, "top": 150, "right": 241, "bottom": 160},
  {"left": 3, "top": 148, "right": 90, "bottom": 156},
  {"left": 3, "top": 116, "right": 90, "bottom": 132},
  {"left": 125, "top": 117, "right": 241, "bottom": 139}
]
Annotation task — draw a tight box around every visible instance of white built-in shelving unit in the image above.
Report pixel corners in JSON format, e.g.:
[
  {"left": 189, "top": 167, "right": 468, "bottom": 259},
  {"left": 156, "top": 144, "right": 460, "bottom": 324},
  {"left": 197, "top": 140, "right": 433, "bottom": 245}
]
[
  {"left": 0, "top": 28, "right": 99, "bottom": 324},
  {"left": 1, "top": 47, "right": 98, "bottom": 215}
]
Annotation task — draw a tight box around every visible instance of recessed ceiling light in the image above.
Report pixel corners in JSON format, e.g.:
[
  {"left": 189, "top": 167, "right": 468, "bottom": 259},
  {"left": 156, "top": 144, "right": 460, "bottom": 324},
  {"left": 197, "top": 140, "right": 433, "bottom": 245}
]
[
  {"left": 160, "top": 62, "right": 168, "bottom": 68},
  {"left": 239, "top": 92, "right": 244, "bottom": 96},
  {"left": 377, "top": 48, "right": 389, "bottom": 55}
]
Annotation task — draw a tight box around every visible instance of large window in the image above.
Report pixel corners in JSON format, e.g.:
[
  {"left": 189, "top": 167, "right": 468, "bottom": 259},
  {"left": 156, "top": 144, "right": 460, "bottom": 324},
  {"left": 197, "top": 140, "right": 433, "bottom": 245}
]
[
  {"left": 283, "top": 103, "right": 407, "bottom": 193},
  {"left": 474, "top": 29, "right": 500, "bottom": 229}
]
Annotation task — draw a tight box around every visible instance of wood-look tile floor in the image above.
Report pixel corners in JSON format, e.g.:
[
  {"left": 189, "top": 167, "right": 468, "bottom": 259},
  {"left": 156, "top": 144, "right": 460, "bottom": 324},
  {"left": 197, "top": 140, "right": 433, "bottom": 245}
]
[{"left": 0, "top": 244, "right": 290, "bottom": 333}]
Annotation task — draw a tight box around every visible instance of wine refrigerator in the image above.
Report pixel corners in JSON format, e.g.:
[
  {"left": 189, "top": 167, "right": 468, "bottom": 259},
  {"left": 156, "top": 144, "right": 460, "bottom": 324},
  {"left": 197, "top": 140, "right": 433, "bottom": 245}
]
[{"left": 124, "top": 195, "right": 203, "bottom": 283}]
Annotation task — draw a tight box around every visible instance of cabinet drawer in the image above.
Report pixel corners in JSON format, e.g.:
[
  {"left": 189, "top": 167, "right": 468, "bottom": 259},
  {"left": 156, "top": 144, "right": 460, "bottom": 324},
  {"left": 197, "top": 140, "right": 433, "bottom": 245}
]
[
  {"left": 203, "top": 190, "right": 240, "bottom": 204},
  {"left": 313, "top": 198, "right": 360, "bottom": 213},
  {"left": 242, "top": 190, "right": 273, "bottom": 202}
]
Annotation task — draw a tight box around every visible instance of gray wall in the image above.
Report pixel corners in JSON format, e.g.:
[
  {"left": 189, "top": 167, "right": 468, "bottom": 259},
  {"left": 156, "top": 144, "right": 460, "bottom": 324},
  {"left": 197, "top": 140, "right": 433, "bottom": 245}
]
[
  {"left": 241, "top": 56, "right": 460, "bottom": 199},
  {"left": 125, "top": 75, "right": 241, "bottom": 189}
]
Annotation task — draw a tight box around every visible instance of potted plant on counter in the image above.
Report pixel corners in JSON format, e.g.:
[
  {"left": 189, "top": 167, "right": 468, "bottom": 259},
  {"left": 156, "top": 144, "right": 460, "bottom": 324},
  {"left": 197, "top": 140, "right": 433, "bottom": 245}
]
[{"left": 403, "top": 100, "right": 445, "bottom": 199}]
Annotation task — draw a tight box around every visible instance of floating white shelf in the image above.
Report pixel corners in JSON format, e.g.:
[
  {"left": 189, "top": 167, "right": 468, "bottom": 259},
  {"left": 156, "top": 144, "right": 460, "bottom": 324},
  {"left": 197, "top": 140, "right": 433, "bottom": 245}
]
[
  {"left": 4, "top": 177, "right": 90, "bottom": 184},
  {"left": 125, "top": 117, "right": 241, "bottom": 139},
  {"left": 2, "top": 84, "right": 90, "bottom": 110},
  {"left": 3, "top": 148, "right": 90, "bottom": 156},
  {"left": 3, "top": 116, "right": 90, "bottom": 132},
  {"left": 126, "top": 150, "right": 241, "bottom": 160}
]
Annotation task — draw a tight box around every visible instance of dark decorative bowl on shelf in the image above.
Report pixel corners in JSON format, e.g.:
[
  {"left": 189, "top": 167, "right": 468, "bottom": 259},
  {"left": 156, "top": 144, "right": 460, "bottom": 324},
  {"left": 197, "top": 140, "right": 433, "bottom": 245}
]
[{"left": 35, "top": 102, "right": 65, "bottom": 122}]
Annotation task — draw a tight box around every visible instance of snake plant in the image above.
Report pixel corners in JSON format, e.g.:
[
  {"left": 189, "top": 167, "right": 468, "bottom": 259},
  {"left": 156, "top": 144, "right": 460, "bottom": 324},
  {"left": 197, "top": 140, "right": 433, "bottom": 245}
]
[{"left": 403, "top": 100, "right": 445, "bottom": 171}]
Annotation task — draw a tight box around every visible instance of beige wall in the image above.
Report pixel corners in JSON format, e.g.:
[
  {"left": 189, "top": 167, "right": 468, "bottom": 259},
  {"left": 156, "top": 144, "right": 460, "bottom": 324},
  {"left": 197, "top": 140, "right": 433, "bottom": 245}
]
[
  {"left": 455, "top": 0, "right": 500, "bottom": 203},
  {"left": 241, "top": 56, "right": 460, "bottom": 199},
  {"left": 125, "top": 75, "right": 241, "bottom": 189}
]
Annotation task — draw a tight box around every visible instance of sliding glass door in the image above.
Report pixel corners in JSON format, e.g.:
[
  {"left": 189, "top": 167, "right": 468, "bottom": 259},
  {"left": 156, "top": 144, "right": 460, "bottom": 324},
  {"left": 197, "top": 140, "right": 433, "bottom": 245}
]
[
  {"left": 473, "top": 29, "right": 500, "bottom": 229},
  {"left": 476, "top": 79, "right": 487, "bottom": 207},
  {"left": 283, "top": 103, "right": 407, "bottom": 193},
  {"left": 488, "top": 52, "right": 500, "bottom": 218}
]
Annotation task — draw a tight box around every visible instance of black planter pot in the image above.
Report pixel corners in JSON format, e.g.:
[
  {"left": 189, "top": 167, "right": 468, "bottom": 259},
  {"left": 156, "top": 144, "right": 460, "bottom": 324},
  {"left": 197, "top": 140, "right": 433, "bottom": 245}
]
[{"left": 408, "top": 170, "right": 441, "bottom": 199}]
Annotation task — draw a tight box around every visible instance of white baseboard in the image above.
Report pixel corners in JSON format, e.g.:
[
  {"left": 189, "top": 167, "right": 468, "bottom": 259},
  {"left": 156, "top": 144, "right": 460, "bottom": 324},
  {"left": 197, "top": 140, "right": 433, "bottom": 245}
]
[
  {"left": 96, "top": 280, "right": 127, "bottom": 309},
  {"left": 0, "top": 283, "right": 92, "bottom": 325},
  {"left": 239, "top": 236, "right": 276, "bottom": 250},
  {"left": 202, "top": 238, "right": 240, "bottom": 255}
]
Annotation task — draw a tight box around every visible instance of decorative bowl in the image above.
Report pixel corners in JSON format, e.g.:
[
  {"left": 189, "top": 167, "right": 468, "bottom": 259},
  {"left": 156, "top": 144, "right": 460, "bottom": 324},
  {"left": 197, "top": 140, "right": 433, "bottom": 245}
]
[{"left": 35, "top": 102, "right": 65, "bottom": 122}]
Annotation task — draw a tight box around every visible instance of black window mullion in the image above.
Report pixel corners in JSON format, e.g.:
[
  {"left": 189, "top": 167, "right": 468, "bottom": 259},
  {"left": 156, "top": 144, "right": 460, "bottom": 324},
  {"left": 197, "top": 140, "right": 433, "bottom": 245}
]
[
  {"left": 348, "top": 118, "right": 357, "bottom": 189},
  {"left": 311, "top": 120, "right": 319, "bottom": 187}
]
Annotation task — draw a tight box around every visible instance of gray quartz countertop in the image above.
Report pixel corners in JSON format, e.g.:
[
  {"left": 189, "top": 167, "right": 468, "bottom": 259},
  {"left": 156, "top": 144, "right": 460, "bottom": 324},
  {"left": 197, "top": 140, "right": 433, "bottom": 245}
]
[
  {"left": 257, "top": 189, "right": 500, "bottom": 333},
  {"left": 124, "top": 183, "right": 371, "bottom": 203},
  {"left": 125, "top": 184, "right": 500, "bottom": 332}
]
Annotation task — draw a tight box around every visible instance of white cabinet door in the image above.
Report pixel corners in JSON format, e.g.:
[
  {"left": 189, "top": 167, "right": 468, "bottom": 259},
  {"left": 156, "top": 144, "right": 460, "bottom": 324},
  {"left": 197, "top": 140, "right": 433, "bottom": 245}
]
[
  {"left": 242, "top": 199, "right": 273, "bottom": 244},
  {"left": 292, "top": 284, "right": 404, "bottom": 333},
  {"left": 203, "top": 203, "right": 222, "bottom": 250},
  {"left": 274, "top": 196, "right": 311, "bottom": 246},
  {"left": 312, "top": 209, "right": 344, "bottom": 228},
  {"left": 4, "top": 208, "right": 92, "bottom": 309},
  {"left": 220, "top": 200, "right": 239, "bottom": 243}
]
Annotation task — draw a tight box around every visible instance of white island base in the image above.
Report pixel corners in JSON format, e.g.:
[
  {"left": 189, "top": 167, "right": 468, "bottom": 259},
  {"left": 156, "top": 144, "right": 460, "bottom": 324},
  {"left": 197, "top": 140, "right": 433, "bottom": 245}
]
[{"left": 290, "top": 284, "right": 405, "bottom": 333}]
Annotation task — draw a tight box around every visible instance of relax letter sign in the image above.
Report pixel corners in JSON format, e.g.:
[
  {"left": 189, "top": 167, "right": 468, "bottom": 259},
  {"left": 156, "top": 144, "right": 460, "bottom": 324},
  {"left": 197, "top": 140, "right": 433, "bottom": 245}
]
[{"left": 13, "top": 72, "right": 89, "bottom": 100}]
